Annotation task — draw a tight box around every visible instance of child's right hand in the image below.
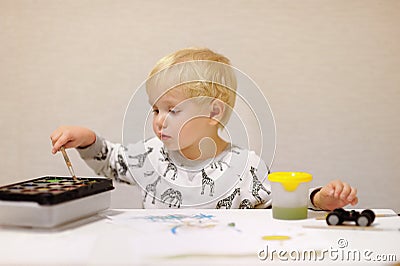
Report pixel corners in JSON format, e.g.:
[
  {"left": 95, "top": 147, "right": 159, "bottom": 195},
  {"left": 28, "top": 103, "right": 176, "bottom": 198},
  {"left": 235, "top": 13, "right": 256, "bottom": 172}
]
[{"left": 50, "top": 126, "right": 96, "bottom": 154}]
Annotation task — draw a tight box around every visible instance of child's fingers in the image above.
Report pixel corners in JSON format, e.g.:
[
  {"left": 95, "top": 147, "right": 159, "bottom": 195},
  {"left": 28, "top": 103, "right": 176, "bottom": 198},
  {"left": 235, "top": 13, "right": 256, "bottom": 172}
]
[
  {"left": 330, "top": 180, "right": 344, "bottom": 198},
  {"left": 346, "top": 187, "right": 357, "bottom": 202},
  {"left": 318, "top": 180, "right": 358, "bottom": 210},
  {"left": 50, "top": 129, "right": 63, "bottom": 146},
  {"left": 339, "top": 182, "right": 351, "bottom": 200},
  {"left": 350, "top": 197, "right": 359, "bottom": 206},
  {"left": 51, "top": 133, "right": 72, "bottom": 154},
  {"left": 321, "top": 183, "right": 335, "bottom": 197},
  {"left": 50, "top": 131, "right": 63, "bottom": 154},
  {"left": 51, "top": 138, "right": 63, "bottom": 154},
  {"left": 346, "top": 188, "right": 358, "bottom": 206}
]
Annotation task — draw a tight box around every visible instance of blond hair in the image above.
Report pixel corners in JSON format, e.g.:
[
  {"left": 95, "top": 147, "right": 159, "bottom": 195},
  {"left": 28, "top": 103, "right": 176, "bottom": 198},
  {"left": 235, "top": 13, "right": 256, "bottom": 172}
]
[{"left": 146, "top": 47, "right": 237, "bottom": 127}]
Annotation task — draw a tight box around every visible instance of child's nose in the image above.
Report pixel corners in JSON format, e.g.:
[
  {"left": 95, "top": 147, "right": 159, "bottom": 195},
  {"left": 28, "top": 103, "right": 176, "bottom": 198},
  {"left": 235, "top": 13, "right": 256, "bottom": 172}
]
[{"left": 156, "top": 113, "right": 167, "bottom": 129}]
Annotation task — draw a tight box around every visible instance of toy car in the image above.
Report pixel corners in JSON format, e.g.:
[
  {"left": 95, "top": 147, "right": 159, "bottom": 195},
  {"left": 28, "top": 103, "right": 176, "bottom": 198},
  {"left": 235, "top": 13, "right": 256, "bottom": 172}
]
[{"left": 326, "top": 208, "right": 375, "bottom": 226}]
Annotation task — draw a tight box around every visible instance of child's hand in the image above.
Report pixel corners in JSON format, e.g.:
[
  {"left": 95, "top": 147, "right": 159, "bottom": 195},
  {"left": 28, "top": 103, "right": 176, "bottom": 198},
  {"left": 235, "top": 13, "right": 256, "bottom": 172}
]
[
  {"left": 313, "top": 180, "right": 358, "bottom": 211},
  {"left": 50, "top": 126, "right": 96, "bottom": 154}
]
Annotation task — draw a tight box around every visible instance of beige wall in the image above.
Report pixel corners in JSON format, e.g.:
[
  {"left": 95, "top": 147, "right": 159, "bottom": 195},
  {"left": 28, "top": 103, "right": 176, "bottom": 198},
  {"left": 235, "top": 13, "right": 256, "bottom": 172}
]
[{"left": 0, "top": 0, "right": 399, "bottom": 211}]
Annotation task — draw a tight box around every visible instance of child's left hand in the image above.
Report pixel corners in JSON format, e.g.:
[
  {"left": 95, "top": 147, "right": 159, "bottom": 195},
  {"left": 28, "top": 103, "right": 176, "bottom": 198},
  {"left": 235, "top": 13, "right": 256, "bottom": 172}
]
[{"left": 313, "top": 180, "right": 358, "bottom": 211}]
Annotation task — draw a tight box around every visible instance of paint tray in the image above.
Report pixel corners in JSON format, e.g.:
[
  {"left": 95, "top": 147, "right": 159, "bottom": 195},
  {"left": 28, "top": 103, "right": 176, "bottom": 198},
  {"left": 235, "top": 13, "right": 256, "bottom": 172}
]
[{"left": 0, "top": 176, "right": 114, "bottom": 228}]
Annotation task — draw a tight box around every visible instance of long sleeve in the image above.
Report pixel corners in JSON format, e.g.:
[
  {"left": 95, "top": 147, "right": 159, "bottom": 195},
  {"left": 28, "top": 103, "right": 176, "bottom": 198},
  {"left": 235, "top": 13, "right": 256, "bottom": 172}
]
[{"left": 76, "top": 134, "right": 136, "bottom": 185}]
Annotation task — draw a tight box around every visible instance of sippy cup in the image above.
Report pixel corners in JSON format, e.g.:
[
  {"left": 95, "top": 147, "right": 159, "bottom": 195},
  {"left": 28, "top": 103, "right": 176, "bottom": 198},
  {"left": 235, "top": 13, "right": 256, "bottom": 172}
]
[{"left": 268, "top": 172, "right": 312, "bottom": 220}]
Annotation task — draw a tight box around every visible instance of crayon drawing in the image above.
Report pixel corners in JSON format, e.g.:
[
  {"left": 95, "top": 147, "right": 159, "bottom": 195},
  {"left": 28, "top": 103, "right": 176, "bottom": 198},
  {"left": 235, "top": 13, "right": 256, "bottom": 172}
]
[{"left": 105, "top": 213, "right": 241, "bottom": 235}]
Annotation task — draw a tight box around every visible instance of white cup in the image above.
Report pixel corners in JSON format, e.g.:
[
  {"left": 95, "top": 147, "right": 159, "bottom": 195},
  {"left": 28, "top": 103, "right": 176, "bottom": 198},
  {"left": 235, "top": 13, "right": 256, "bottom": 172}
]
[{"left": 268, "top": 172, "right": 312, "bottom": 220}]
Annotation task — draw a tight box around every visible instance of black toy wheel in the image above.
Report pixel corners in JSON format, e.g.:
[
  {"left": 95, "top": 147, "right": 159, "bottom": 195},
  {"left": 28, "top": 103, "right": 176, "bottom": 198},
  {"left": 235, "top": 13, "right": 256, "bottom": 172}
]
[
  {"left": 356, "top": 214, "right": 371, "bottom": 226},
  {"left": 326, "top": 212, "right": 343, "bottom": 225},
  {"left": 361, "top": 209, "right": 375, "bottom": 224}
]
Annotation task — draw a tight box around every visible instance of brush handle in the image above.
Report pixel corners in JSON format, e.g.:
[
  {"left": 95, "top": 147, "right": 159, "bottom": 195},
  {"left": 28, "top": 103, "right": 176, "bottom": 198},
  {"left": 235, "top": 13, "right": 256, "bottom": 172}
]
[{"left": 60, "top": 147, "right": 77, "bottom": 179}]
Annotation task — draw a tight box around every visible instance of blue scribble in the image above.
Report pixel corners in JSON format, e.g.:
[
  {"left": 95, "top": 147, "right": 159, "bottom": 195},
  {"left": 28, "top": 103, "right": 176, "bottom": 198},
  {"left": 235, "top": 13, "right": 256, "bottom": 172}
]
[{"left": 128, "top": 213, "right": 221, "bottom": 235}]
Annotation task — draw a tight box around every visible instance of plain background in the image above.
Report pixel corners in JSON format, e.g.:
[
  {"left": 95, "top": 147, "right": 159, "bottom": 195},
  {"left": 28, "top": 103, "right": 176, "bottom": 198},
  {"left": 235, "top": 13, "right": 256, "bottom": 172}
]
[{"left": 0, "top": 0, "right": 399, "bottom": 212}]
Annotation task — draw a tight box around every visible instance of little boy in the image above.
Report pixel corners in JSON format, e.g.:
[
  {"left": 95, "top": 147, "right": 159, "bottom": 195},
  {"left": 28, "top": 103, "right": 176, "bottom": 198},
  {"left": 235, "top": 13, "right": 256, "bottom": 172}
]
[{"left": 51, "top": 47, "right": 358, "bottom": 210}]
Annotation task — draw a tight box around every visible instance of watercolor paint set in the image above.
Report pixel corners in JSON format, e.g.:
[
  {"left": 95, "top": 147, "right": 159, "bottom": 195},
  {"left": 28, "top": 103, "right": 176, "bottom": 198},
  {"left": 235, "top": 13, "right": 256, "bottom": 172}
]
[{"left": 0, "top": 176, "right": 114, "bottom": 228}]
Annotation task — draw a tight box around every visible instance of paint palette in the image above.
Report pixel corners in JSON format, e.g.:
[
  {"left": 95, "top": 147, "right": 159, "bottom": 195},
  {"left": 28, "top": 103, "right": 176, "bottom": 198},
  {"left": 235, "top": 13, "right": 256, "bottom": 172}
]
[
  {"left": 0, "top": 176, "right": 114, "bottom": 228},
  {"left": 0, "top": 176, "right": 114, "bottom": 205}
]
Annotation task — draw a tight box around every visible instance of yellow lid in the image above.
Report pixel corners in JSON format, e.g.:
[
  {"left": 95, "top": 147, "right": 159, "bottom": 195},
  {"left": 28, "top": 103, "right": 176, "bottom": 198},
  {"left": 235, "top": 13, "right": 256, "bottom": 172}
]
[{"left": 268, "top": 172, "right": 312, "bottom": 192}]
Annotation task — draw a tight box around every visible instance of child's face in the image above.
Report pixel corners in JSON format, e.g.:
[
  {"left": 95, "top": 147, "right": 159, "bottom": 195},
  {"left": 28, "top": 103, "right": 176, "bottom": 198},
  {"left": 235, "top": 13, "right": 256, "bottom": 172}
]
[{"left": 149, "top": 88, "right": 213, "bottom": 156}]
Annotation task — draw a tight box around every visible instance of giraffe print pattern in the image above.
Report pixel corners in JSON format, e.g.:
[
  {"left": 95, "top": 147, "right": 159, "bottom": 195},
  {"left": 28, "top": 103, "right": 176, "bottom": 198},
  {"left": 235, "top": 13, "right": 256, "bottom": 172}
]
[
  {"left": 128, "top": 147, "right": 154, "bottom": 168},
  {"left": 117, "top": 154, "right": 129, "bottom": 175},
  {"left": 210, "top": 160, "right": 230, "bottom": 171},
  {"left": 200, "top": 168, "right": 215, "bottom": 196},
  {"left": 250, "top": 166, "right": 270, "bottom": 203},
  {"left": 239, "top": 198, "right": 253, "bottom": 209},
  {"left": 160, "top": 148, "right": 178, "bottom": 180},
  {"left": 215, "top": 188, "right": 240, "bottom": 209},
  {"left": 161, "top": 188, "right": 182, "bottom": 208},
  {"left": 94, "top": 141, "right": 109, "bottom": 161},
  {"left": 84, "top": 135, "right": 274, "bottom": 209},
  {"left": 144, "top": 176, "right": 162, "bottom": 204}
]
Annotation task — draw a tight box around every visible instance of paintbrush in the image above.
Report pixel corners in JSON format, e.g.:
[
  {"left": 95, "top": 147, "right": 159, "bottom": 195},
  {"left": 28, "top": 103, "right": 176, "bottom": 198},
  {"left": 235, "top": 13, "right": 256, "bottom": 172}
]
[{"left": 60, "top": 146, "right": 78, "bottom": 180}]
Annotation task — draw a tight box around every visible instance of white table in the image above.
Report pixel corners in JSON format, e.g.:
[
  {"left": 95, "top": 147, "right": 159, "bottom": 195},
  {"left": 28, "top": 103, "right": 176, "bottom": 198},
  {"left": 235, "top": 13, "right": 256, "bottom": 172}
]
[{"left": 0, "top": 209, "right": 399, "bottom": 265}]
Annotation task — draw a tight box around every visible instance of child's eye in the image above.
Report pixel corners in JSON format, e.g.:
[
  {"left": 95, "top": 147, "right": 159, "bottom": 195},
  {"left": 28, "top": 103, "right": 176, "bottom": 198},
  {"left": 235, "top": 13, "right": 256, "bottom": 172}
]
[
  {"left": 169, "top": 109, "right": 180, "bottom": 114},
  {"left": 152, "top": 109, "right": 159, "bottom": 114}
]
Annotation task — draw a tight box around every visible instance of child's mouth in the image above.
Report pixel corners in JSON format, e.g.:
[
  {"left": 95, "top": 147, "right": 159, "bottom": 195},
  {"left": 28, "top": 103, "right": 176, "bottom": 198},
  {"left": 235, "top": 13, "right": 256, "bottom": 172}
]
[{"left": 160, "top": 133, "right": 171, "bottom": 140}]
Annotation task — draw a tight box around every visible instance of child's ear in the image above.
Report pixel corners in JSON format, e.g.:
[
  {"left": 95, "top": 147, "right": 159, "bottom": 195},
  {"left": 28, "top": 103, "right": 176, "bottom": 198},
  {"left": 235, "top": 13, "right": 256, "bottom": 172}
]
[{"left": 209, "top": 99, "right": 225, "bottom": 126}]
